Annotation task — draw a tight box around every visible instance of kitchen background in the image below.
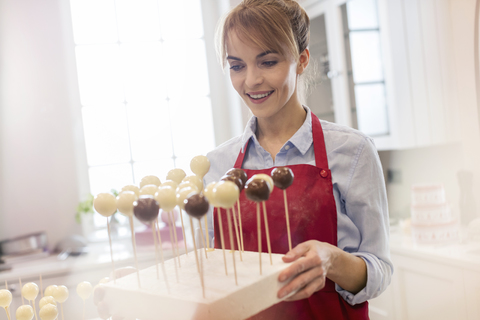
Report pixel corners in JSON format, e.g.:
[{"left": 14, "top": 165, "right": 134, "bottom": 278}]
[{"left": 0, "top": 0, "right": 479, "bottom": 319}]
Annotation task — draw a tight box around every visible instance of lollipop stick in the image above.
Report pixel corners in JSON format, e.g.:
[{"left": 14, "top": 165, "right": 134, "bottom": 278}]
[
  {"left": 231, "top": 205, "right": 242, "bottom": 261},
  {"left": 237, "top": 201, "right": 244, "bottom": 252},
  {"left": 170, "top": 211, "right": 181, "bottom": 267},
  {"left": 19, "top": 278, "right": 25, "bottom": 304},
  {"left": 167, "top": 212, "right": 179, "bottom": 282},
  {"left": 61, "top": 303, "right": 64, "bottom": 320},
  {"left": 32, "top": 302, "right": 38, "bottom": 320},
  {"left": 205, "top": 212, "right": 215, "bottom": 252},
  {"left": 262, "top": 202, "right": 272, "bottom": 265},
  {"left": 155, "top": 219, "right": 170, "bottom": 294},
  {"left": 5, "top": 307, "right": 11, "bottom": 320},
  {"left": 217, "top": 208, "right": 228, "bottom": 275},
  {"left": 151, "top": 221, "right": 160, "bottom": 279},
  {"left": 179, "top": 208, "right": 188, "bottom": 256},
  {"left": 227, "top": 209, "right": 238, "bottom": 285},
  {"left": 189, "top": 217, "right": 200, "bottom": 274},
  {"left": 83, "top": 299, "right": 85, "bottom": 320},
  {"left": 198, "top": 218, "right": 208, "bottom": 259},
  {"left": 4, "top": 280, "right": 7, "bottom": 289},
  {"left": 198, "top": 222, "right": 205, "bottom": 298},
  {"left": 257, "top": 203, "right": 262, "bottom": 275},
  {"left": 39, "top": 274, "right": 43, "bottom": 298},
  {"left": 128, "top": 216, "right": 141, "bottom": 288},
  {"left": 283, "top": 189, "right": 292, "bottom": 251},
  {"left": 106, "top": 217, "right": 116, "bottom": 284}
]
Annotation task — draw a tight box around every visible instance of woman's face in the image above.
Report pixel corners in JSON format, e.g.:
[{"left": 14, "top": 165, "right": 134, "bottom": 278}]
[{"left": 226, "top": 31, "right": 304, "bottom": 120}]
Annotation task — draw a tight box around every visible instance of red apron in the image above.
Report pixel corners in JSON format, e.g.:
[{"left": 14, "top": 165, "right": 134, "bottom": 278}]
[{"left": 214, "top": 113, "right": 369, "bottom": 319}]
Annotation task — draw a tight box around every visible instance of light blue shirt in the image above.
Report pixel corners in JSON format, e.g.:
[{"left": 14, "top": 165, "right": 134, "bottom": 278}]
[{"left": 204, "top": 106, "right": 393, "bottom": 305}]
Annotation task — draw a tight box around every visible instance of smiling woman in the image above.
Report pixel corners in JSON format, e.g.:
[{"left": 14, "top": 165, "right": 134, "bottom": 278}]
[{"left": 204, "top": 1, "right": 393, "bottom": 319}]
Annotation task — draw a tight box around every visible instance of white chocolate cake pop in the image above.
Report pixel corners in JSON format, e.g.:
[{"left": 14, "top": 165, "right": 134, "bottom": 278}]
[
  {"left": 139, "top": 175, "right": 161, "bottom": 188},
  {"left": 176, "top": 186, "right": 198, "bottom": 210},
  {"left": 155, "top": 186, "right": 177, "bottom": 212},
  {"left": 161, "top": 180, "right": 178, "bottom": 189},
  {"left": 44, "top": 285, "right": 57, "bottom": 298},
  {"left": 76, "top": 281, "right": 93, "bottom": 300},
  {"left": 182, "top": 175, "right": 204, "bottom": 194},
  {"left": 93, "top": 193, "right": 117, "bottom": 217},
  {"left": 252, "top": 174, "right": 274, "bottom": 192},
  {"left": 166, "top": 168, "right": 186, "bottom": 184},
  {"left": 52, "top": 285, "right": 68, "bottom": 304},
  {"left": 21, "top": 282, "right": 39, "bottom": 301},
  {"left": 177, "top": 181, "right": 199, "bottom": 193},
  {"left": 39, "top": 296, "right": 56, "bottom": 309},
  {"left": 116, "top": 191, "right": 138, "bottom": 217},
  {"left": 39, "top": 304, "right": 58, "bottom": 320},
  {"left": 16, "top": 305, "right": 34, "bottom": 320},
  {"left": 121, "top": 185, "right": 140, "bottom": 197},
  {"left": 0, "top": 289, "right": 12, "bottom": 308},
  {"left": 203, "top": 182, "right": 218, "bottom": 205},
  {"left": 190, "top": 155, "right": 210, "bottom": 178},
  {"left": 213, "top": 181, "right": 240, "bottom": 209},
  {"left": 139, "top": 184, "right": 158, "bottom": 196}
]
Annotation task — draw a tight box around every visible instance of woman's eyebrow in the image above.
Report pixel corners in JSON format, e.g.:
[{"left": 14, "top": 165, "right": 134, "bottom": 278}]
[
  {"left": 227, "top": 50, "right": 278, "bottom": 62},
  {"left": 226, "top": 55, "right": 242, "bottom": 61}
]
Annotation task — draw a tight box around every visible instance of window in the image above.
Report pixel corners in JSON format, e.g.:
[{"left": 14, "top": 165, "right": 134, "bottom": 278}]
[
  {"left": 342, "top": 0, "right": 389, "bottom": 137},
  {"left": 69, "top": 0, "right": 215, "bottom": 232}
]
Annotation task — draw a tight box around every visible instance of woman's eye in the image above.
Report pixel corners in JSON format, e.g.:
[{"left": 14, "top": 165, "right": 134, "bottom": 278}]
[
  {"left": 230, "top": 65, "right": 244, "bottom": 71},
  {"left": 263, "top": 61, "right": 277, "bottom": 67}
]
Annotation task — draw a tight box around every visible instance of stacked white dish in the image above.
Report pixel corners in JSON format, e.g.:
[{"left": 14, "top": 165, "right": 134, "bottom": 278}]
[{"left": 410, "top": 184, "right": 459, "bottom": 245}]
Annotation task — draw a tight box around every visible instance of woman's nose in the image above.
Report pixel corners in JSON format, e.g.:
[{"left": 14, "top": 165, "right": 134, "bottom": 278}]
[{"left": 245, "top": 67, "right": 263, "bottom": 88}]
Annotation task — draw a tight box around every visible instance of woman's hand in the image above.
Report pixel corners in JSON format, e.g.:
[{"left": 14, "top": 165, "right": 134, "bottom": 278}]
[{"left": 277, "top": 240, "right": 336, "bottom": 301}]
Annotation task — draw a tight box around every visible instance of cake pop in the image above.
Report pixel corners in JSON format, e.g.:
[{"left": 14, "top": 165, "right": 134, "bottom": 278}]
[
  {"left": 38, "top": 304, "right": 58, "bottom": 320},
  {"left": 21, "top": 283, "right": 39, "bottom": 320},
  {"left": 16, "top": 305, "right": 34, "bottom": 320},
  {"left": 139, "top": 175, "right": 161, "bottom": 188},
  {"left": 271, "top": 167, "right": 294, "bottom": 251},
  {"left": 0, "top": 289, "right": 12, "bottom": 320},
  {"left": 190, "top": 155, "right": 210, "bottom": 178},
  {"left": 77, "top": 281, "right": 92, "bottom": 320},
  {"left": 166, "top": 168, "right": 186, "bottom": 184}
]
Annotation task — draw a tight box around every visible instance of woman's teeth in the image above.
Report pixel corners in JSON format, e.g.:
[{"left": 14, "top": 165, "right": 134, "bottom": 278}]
[{"left": 249, "top": 91, "right": 272, "bottom": 99}]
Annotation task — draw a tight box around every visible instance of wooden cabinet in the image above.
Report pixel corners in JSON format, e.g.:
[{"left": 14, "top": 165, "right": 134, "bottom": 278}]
[{"left": 301, "top": 0, "right": 461, "bottom": 150}]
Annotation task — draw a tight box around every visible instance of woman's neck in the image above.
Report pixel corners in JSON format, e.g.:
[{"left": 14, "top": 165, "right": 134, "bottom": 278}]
[{"left": 255, "top": 102, "right": 307, "bottom": 160}]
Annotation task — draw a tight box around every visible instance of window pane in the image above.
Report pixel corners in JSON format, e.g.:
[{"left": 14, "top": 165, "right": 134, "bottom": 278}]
[
  {"left": 158, "top": 0, "right": 204, "bottom": 40},
  {"left": 169, "top": 97, "right": 215, "bottom": 158},
  {"left": 349, "top": 31, "right": 383, "bottom": 83},
  {"left": 121, "top": 42, "right": 167, "bottom": 103},
  {"left": 127, "top": 102, "right": 173, "bottom": 161},
  {"left": 133, "top": 159, "right": 175, "bottom": 185},
  {"left": 70, "top": 0, "right": 118, "bottom": 44},
  {"left": 346, "top": 0, "right": 379, "bottom": 30},
  {"left": 82, "top": 105, "right": 132, "bottom": 166},
  {"left": 89, "top": 163, "right": 133, "bottom": 196},
  {"left": 354, "top": 84, "right": 388, "bottom": 136},
  {"left": 164, "top": 40, "right": 210, "bottom": 98},
  {"left": 76, "top": 45, "right": 124, "bottom": 105},
  {"left": 116, "top": 0, "right": 161, "bottom": 42}
]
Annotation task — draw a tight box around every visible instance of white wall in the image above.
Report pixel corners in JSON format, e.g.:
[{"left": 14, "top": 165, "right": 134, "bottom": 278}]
[{"left": 0, "top": 0, "right": 85, "bottom": 249}]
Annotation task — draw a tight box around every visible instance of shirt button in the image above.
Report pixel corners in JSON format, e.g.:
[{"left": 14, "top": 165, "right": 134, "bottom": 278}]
[
  {"left": 285, "top": 145, "right": 290, "bottom": 150},
  {"left": 320, "top": 169, "right": 328, "bottom": 178}
]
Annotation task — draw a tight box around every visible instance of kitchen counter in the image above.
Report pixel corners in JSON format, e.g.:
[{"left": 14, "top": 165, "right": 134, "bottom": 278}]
[{"left": 389, "top": 226, "right": 480, "bottom": 272}]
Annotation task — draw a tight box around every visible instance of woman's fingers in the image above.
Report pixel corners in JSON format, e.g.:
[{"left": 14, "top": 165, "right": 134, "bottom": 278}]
[
  {"left": 284, "top": 275, "right": 326, "bottom": 301},
  {"left": 278, "top": 264, "right": 326, "bottom": 299},
  {"left": 282, "top": 241, "right": 313, "bottom": 263},
  {"left": 278, "top": 249, "right": 322, "bottom": 282}
]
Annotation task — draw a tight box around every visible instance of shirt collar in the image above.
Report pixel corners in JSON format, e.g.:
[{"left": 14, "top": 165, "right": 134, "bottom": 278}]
[{"left": 240, "top": 106, "right": 313, "bottom": 155}]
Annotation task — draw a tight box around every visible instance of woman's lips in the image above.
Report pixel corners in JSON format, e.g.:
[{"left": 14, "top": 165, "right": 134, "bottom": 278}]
[{"left": 246, "top": 90, "right": 274, "bottom": 104}]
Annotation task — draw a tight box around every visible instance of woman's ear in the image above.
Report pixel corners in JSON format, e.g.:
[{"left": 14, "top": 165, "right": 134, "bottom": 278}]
[{"left": 297, "top": 48, "right": 310, "bottom": 74}]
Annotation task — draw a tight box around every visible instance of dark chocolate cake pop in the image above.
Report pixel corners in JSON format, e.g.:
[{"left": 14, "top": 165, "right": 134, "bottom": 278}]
[
  {"left": 271, "top": 167, "right": 294, "bottom": 190},
  {"left": 220, "top": 174, "right": 243, "bottom": 191},
  {"left": 245, "top": 178, "right": 270, "bottom": 202},
  {"left": 184, "top": 194, "right": 210, "bottom": 219},
  {"left": 133, "top": 195, "right": 160, "bottom": 223},
  {"left": 225, "top": 168, "right": 248, "bottom": 188}
]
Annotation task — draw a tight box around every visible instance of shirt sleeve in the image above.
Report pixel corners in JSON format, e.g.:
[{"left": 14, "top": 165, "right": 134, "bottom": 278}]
[{"left": 334, "top": 136, "right": 393, "bottom": 305}]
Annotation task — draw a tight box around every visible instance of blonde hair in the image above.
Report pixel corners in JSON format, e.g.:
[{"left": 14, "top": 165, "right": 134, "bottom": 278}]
[{"left": 216, "top": 0, "right": 310, "bottom": 68}]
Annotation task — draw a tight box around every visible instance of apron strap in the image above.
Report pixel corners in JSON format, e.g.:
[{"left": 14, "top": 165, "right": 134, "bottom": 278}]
[{"left": 233, "top": 112, "right": 330, "bottom": 170}]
